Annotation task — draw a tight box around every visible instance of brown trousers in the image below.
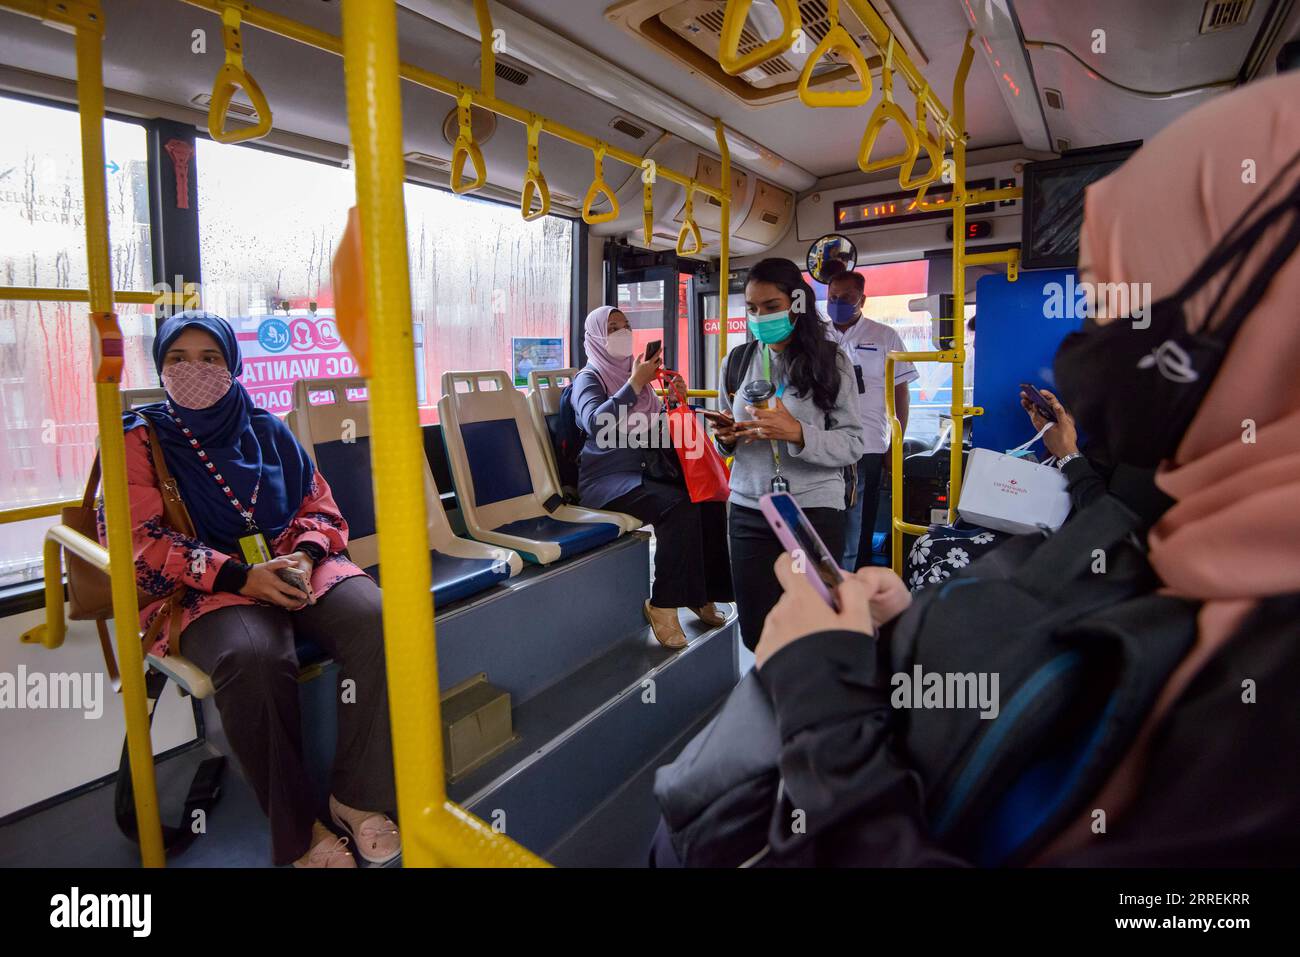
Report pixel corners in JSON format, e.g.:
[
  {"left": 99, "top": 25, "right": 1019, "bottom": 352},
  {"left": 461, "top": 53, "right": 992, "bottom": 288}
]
[{"left": 183, "top": 575, "right": 396, "bottom": 865}]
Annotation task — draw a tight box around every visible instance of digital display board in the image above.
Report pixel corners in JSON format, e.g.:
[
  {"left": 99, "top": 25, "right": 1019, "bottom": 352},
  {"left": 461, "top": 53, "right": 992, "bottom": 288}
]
[{"left": 833, "top": 178, "right": 995, "bottom": 230}]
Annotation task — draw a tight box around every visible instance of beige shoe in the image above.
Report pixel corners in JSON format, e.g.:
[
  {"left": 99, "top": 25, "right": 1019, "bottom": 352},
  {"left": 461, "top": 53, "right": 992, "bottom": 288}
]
[
  {"left": 329, "top": 794, "right": 401, "bottom": 866},
  {"left": 292, "top": 830, "right": 357, "bottom": 869},
  {"left": 644, "top": 600, "right": 687, "bottom": 649},
  {"left": 689, "top": 603, "right": 726, "bottom": 628}
]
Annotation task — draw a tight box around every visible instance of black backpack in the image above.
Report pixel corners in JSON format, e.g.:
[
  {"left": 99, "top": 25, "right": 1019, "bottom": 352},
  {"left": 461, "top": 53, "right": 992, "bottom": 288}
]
[
  {"left": 548, "top": 382, "right": 584, "bottom": 501},
  {"left": 654, "top": 494, "right": 1200, "bottom": 866}
]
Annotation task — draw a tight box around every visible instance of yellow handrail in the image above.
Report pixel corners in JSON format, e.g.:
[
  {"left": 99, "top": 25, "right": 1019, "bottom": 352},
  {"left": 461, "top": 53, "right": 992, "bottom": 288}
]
[
  {"left": 19, "top": 524, "right": 109, "bottom": 651},
  {"left": 0, "top": 287, "right": 197, "bottom": 305},
  {"left": 715, "top": 117, "right": 732, "bottom": 380},
  {"left": 857, "top": 40, "right": 918, "bottom": 178},
  {"left": 0, "top": 0, "right": 166, "bottom": 868},
  {"left": 339, "top": 0, "right": 546, "bottom": 868},
  {"left": 0, "top": 499, "right": 79, "bottom": 525},
  {"left": 449, "top": 87, "right": 488, "bottom": 194},
  {"left": 179, "top": 0, "right": 727, "bottom": 206}
]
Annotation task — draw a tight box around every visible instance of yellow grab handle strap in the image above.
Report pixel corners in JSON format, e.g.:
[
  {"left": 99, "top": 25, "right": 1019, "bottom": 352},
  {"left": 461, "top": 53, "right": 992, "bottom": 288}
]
[
  {"left": 677, "top": 185, "right": 702, "bottom": 256},
  {"left": 521, "top": 116, "right": 550, "bottom": 221},
  {"left": 857, "top": 97, "right": 918, "bottom": 175},
  {"left": 899, "top": 83, "right": 943, "bottom": 190},
  {"left": 451, "top": 88, "right": 487, "bottom": 194},
  {"left": 797, "top": 0, "right": 872, "bottom": 108},
  {"left": 718, "top": 0, "right": 801, "bottom": 77},
  {"left": 582, "top": 145, "right": 620, "bottom": 225},
  {"left": 642, "top": 170, "right": 655, "bottom": 247},
  {"left": 208, "top": 3, "right": 273, "bottom": 144}
]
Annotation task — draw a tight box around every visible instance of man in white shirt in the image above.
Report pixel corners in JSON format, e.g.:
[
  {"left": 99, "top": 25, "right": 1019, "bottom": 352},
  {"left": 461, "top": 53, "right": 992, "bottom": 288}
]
[{"left": 825, "top": 269, "right": 918, "bottom": 570}]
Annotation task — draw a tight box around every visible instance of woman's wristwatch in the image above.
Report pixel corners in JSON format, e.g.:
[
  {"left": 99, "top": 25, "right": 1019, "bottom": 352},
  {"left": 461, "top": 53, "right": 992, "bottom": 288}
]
[{"left": 1055, "top": 451, "right": 1084, "bottom": 470}]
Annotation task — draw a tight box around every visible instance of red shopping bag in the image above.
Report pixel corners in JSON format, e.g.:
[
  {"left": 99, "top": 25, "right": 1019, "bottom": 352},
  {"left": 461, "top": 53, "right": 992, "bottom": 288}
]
[{"left": 658, "top": 370, "right": 730, "bottom": 503}]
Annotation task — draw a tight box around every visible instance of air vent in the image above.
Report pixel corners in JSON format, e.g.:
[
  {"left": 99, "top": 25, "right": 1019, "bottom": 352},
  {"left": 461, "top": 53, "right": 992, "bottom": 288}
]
[
  {"left": 759, "top": 211, "right": 780, "bottom": 225},
  {"left": 190, "top": 92, "right": 257, "bottom": 118},
  {"left": 609, "top": 116, "right": 648, "bottom": 139},
  {"left": 495, "top": 61, "right": 530, "bottom": 86},
  {"left": 1043, "top": 88, "right": 1063, "bottom": 110},
  {"left": 1200, "top": 0, "right": 1253, "bottom": 32},
  {"left": 404, "top": 151, "right": 450, "bottom": 170},
  {"left": 693, "top": 6, "right": 794, "bottom": 77},
  {"left": 1055, "top": 137, "right": 1071, "bottom": 153}
]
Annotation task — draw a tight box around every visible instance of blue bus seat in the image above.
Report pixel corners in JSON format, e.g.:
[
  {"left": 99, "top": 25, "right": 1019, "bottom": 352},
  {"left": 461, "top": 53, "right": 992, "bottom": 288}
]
[
  {"left": 289, "top": 377, "right": 521, "bottom": 603},
  {"left": 525, "top": 369, "right": 641, "bottom": 533},
  {"left": 438, "top": 370, "right": 628, "bottom": 565}
]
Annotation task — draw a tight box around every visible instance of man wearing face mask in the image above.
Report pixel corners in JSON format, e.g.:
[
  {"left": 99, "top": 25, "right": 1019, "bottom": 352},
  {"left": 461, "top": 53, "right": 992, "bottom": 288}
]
[
  {"left": 108, "top": 311, "right": 400, "bottom": 869},
  {"left": 824, "top": 269, "right": 916, "bottom": 570}
]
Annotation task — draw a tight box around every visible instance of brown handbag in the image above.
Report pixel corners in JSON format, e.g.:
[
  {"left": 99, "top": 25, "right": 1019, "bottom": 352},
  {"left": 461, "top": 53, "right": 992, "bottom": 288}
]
[{"left": 64, "top": 423, "right": 198, "bottom": 683}]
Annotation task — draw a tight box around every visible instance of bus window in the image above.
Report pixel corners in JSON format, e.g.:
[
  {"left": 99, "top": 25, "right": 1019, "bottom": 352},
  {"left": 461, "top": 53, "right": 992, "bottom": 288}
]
[
  {"left": 0, "top": 96, "right": 155, "bottom": 587},
  {"left": 197, "top": 141, "right": 573, "bottom": 425}
]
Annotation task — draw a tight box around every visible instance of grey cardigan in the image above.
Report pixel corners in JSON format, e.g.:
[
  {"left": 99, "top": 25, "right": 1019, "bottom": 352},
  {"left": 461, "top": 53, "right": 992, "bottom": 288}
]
[{"left": 718, "top": 344, "right": 864, "bottom": 511}]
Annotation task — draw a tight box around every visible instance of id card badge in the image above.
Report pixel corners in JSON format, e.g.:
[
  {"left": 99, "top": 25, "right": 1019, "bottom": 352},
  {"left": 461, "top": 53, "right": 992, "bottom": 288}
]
[
  {"left": 770, "top": 474, "right": 790, "bottom": 493},
  {"left": 238, "top": 529, "right": 272, "bottom": 564}
]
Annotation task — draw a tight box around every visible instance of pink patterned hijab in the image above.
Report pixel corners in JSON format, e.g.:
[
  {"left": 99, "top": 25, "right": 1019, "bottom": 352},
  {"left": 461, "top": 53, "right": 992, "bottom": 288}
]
[{"left": 1041, "top": 71, "right": 1300, "bottom": 860}]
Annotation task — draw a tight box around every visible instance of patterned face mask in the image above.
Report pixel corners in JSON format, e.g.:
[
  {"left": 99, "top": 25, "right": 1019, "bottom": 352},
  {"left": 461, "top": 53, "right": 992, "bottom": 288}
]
[{"left": 162, "top": 360, "right": 234, "bottom": 410}]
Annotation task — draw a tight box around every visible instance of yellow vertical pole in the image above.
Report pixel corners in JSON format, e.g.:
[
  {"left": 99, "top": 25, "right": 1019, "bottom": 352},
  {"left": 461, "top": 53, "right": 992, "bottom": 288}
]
[
  {"left": 340, "top": 0, "right": 441, "bottom": 867},
  {"left": 474, "top": 0, "right": 495, "bottom": 98},
  {"left": 947, "top": 33, "right": 975, "bottom": 526},
  {"left": 76, "top": 7, "right": 166, "bottom": 867},
  {"left": 714, "top": 119, "right": 731, "bottom": 381}
]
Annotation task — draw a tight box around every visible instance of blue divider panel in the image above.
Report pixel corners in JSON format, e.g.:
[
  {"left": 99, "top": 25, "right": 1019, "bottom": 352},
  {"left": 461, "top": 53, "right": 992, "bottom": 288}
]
[
  {"left": 313, "top": 436, "right": 377, "bottom": 538},
  {"left": 461, "top": 419, "right": 533, "bottom": 505},
  {"left": 972, "top": 269, "right": 1083, "bottom": 455}
]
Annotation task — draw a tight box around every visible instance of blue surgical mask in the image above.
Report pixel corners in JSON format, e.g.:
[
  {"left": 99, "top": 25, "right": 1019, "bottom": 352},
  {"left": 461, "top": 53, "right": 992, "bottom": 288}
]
[
  {"left": 827, "top": 300, "right": 858, "bottom": 326},
  {"left": 748, "top": 310, "right": 794, "bottom": 345}
]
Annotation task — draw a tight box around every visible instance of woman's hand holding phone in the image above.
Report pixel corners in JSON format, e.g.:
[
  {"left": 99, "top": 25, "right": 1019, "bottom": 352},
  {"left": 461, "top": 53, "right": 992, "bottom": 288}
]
[
  {"left": 1019, "top": 387, "right": 1079, "bottom": 458},
  {"left": 755, "top": 558, "right": 913, "bottom": 669},
  {"left": 630, "top": 350, "right": 663, "bottom": 391},
  {"left": 704, "top": 409, "right": 740, "bottom": 447},
  {"left": 756, "top": 553, "right": 872, "bottom": 668}
]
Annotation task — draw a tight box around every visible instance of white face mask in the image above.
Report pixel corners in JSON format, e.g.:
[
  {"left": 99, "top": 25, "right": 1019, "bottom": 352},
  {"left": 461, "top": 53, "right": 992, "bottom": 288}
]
[{"left": 606, "top": 328, "right": 634, "bottom": 358}]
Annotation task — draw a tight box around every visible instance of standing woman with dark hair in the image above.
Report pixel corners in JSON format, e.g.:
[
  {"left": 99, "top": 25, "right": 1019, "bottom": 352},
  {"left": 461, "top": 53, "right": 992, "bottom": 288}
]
[{"left": 711, "top": 258, "right": 865, "bottom": 651}]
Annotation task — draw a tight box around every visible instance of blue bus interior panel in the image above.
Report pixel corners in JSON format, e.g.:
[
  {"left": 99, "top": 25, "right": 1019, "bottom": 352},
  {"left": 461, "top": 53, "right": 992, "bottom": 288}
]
[{"left": 972, "top": 269, "right": 1084, "bottom": 456}]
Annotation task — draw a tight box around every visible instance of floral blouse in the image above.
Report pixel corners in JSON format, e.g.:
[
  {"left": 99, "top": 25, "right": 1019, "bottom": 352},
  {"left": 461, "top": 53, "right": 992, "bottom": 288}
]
[
  {"left": 101, "top": 425, "right": 368, "bottom": 657},
  {"left": 905, "top": 525, "right": 1006, "bottom": 591}
]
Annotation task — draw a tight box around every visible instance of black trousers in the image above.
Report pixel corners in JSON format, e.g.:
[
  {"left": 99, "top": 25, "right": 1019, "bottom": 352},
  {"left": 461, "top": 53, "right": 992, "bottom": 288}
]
[
  {"left": 606, "top": 478, "right": 734, "bottom": 609},
  {"left": 183, "top": 575, "right": 396, "bottom": 865},
  {"left": 850, "top": 452, "right": 887, "bottom": 571},
  {"left": 728, "top": 503, "right": 846, "bottom": 652}
]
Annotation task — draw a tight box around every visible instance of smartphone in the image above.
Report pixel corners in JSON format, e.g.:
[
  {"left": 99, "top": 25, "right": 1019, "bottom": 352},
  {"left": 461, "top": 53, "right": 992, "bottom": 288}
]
[
  {"left": 645, "top": 339, "right": 663, "bottom": 361},
  {"left": 1019, "top": 383, "right": 1057, "bottom": 422},
  {"left": 759, "top": 491, "right": 846, "bottom": 611},
  {"left": 277, "top": 565, "right": 315, "bottom": 605},
  {"left": 700, "top": 408, "right": 734, "bottom": 425}
]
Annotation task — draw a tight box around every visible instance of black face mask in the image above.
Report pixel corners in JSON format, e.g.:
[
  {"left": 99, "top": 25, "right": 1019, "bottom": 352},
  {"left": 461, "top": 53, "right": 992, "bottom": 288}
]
[{"left": 1054, "top": 172, "right": 1300, "bottom": 469}]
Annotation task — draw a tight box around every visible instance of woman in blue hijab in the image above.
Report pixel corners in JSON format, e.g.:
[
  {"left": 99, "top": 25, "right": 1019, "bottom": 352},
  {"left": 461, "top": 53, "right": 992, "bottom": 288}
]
[{"left": 117, "top": 311, "right": 398, "bottom": 868}]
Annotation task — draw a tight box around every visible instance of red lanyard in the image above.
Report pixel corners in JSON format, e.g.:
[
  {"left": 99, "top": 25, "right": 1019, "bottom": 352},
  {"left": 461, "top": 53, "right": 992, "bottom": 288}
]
[{"left": 166, "top": 402, "right": 261, "bottom": 529}]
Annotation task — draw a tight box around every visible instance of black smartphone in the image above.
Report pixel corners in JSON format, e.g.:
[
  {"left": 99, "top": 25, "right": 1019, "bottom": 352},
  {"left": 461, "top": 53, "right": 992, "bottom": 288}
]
[
  {"left": 645, "top": 339, "right": 662, "bottom": 361},
  {"left": 1020, "top": 383, "right": 1057, "bottom": 422}
]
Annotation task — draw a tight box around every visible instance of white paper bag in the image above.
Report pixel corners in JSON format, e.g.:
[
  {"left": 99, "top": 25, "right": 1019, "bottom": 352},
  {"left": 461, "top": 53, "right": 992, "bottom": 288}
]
[{"left": 957, "top": 446, "right": 1072, "bottom": 535}]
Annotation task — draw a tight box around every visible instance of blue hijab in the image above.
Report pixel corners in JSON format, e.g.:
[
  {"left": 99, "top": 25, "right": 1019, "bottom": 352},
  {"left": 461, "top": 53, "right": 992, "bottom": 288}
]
[{"left": 125, "top": 311, "right": 315, "bottom": 555}]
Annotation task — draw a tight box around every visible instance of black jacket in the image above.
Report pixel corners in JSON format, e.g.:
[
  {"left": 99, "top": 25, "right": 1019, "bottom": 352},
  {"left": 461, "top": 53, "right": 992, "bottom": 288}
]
[{"left": 755, "top": 593, "right": 1300, "bottom": 866}]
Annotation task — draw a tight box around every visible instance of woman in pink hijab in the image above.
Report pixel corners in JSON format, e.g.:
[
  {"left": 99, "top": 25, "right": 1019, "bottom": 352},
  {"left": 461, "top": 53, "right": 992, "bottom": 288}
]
[
  {"left": 572, "top": 306, "right": 734, "bottom": 649},
  {"left": 651, "top": 70, "right": 1300, "bottom": 868}
]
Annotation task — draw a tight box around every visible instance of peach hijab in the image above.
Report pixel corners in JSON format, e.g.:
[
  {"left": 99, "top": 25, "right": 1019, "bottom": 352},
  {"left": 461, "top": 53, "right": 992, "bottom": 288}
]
[{"left": 1042, "top": 71, "right": 1300, "bottom": 860}]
